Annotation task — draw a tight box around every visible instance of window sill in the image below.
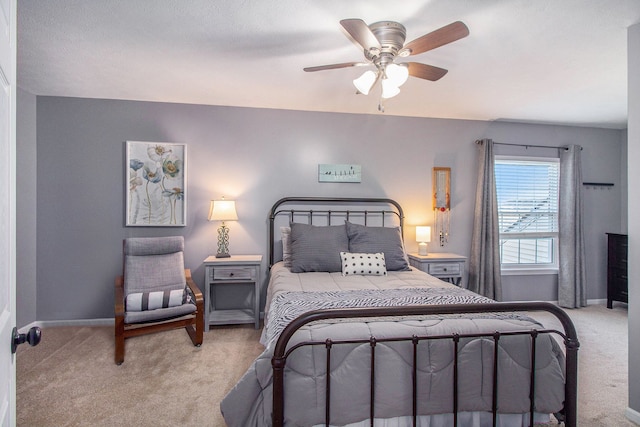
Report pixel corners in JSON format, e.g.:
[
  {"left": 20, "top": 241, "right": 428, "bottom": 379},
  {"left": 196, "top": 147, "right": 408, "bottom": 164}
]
[{"left": 501, "top": 268, "right": 558, "bottom": 276}]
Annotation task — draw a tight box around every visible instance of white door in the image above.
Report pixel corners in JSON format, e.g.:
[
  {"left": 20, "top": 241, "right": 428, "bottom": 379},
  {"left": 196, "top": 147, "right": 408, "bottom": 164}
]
[{"left": 0, "top": 0, "right": 16, "bottom": 425}]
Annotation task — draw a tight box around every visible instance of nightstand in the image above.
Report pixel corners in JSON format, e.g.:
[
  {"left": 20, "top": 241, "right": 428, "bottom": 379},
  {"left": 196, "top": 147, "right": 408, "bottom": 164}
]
[
  {"left": 203, "top": 255, "right": 262, "bottom": 330},
  {"left": 408, "top": 253, "right": 467, "bottom": 286}
]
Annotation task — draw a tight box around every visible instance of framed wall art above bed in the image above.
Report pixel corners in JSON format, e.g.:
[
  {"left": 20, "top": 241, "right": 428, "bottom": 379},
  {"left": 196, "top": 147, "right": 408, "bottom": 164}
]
[
  {"left": 126, "top": 141, "right": 187, "bottom": 227},
  {"left": 318, "top": 164, "right": 362, "bottom": 183}
]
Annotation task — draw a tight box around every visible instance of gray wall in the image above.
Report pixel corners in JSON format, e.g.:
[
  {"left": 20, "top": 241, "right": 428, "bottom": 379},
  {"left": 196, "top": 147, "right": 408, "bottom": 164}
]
[
  {"left": 16, "top": 88, "right": 37, "bottom": 328},
  {"left": 627, "top": 21, "right": 640, "bottom": 420},
  {"left": 24, "top": 96, "right": 623, "bottom": 323}
]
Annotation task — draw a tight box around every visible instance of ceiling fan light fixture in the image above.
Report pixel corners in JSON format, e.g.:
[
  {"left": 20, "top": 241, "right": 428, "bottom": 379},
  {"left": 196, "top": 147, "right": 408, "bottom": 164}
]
[
  {"left": 306, "top": 18, "right": 470, "bottom": 108},
  {"left": 385, "top": 63, "right": 409, "bottom": 87},
  {"left": 353, "top": 70, "right": 377, "bottom": 95},
  {"left": 381, "top": 78, "right": 400, "bottom": 99}
]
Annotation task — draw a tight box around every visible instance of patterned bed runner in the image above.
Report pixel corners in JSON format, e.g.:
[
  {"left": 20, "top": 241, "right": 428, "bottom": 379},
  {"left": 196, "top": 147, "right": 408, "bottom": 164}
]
[{"left": 262, "top": 287, "right": 531, "bottom": 347}]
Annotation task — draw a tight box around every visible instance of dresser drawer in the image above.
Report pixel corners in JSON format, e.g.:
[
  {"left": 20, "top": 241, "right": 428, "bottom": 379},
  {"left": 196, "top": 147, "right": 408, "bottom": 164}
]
[
  {"left": 428, "top": 263, "right": 461, "bottom": 276},
  {"left": 610, "top": 268, "right": 628, "bottom": 283},
  {"left": 607, "top": 233, "right": 628, "bottom": 308},
  {"left": 211, "top": 266, "right": 255, "bottom": 281},
  {"left": 607, "top": 234, "right": 628, "bottom": 268}
]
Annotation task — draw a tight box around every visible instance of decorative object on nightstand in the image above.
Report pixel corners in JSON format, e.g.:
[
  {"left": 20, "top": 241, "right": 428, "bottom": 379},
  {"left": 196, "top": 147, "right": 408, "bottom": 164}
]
[
  {"left": 415, "top": 226, "right": 431, "bottom": 255},
  {"left": 208, "top": 197, "right": 238, "bottom": 258},
  {"left": 433, "top": 167, "right": 451, "bottom": 247},
  {"left": 203, "top": 255, "right": 262, "bottom": 330},
  {"left": 408, "top": 252, "right": 467, "bottom": 286}
]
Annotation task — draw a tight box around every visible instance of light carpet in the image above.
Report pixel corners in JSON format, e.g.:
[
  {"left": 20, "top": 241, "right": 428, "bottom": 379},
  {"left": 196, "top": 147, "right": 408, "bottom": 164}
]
[{"left": 17, "top": 304, "right": 634, "bottom": 426}]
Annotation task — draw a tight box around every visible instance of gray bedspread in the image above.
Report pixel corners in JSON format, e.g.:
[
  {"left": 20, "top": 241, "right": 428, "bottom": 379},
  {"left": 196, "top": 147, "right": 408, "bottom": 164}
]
[{"left": 221, "top": 263, "right": 566, "bottom": 427}]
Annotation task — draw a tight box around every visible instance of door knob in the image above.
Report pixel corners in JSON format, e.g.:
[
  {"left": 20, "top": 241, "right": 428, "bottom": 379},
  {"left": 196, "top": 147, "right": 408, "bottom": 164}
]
[{"left": 11, "top": 326, "right": 42, "bottom": 354}]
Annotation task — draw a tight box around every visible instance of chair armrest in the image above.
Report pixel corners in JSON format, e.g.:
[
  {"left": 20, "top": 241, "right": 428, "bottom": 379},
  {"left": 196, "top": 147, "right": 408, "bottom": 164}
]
[
  {"left": 184, "top": 269, "right": 204, "bottom": 306},
  {"left": 115, "top": 276, "right": 125, "bottom": 317}
]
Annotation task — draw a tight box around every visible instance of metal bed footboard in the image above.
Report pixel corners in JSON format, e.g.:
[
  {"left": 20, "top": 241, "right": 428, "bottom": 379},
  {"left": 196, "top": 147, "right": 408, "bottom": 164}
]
[{"left": 271, "top": 302, "right": 579, "bottom": 427}]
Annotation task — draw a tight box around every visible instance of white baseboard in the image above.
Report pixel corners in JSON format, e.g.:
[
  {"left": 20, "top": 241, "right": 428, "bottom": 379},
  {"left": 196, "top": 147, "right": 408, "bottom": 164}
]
[
  {"left": 625, "top": 407, "right": 640, "bottom": 424},
  {"left": 19, "top": 318, "right": 114, "bottom": 333}
]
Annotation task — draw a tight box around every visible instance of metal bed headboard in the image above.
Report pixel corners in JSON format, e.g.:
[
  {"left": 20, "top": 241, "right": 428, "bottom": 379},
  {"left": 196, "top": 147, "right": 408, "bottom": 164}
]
[{"left": 268, "top": 197, "right": 405, "bottom": 267}]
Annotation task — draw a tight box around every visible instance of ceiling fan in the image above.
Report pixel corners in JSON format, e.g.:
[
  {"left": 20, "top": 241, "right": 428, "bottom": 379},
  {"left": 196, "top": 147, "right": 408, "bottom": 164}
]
[{"left": 304, "top": 19, "right": 469, "bottom": 111}]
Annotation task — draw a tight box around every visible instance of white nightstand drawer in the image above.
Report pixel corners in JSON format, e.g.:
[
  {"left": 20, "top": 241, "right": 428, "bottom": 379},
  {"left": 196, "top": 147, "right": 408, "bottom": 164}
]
[
  {"left": 212, "top": 266, "right": 255, "bottom": 280},
  {"left": 428, "top": 263, "right": 461, "bottom": 276}
]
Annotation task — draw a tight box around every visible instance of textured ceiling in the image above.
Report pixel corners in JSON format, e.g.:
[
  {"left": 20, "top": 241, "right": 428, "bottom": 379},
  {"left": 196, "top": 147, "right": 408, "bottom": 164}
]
[{"left": 17, "top": 0, "right": 640, "bottom": 129}]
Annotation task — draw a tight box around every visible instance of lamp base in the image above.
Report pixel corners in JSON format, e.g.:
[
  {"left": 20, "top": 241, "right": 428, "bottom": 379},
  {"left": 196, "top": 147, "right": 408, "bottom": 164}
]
[
  {"left": 216, "top": 223, "right": 231, "bottom": 258},
  {"left": 418, "top": 242, "right": 428, "bottom": 256}
]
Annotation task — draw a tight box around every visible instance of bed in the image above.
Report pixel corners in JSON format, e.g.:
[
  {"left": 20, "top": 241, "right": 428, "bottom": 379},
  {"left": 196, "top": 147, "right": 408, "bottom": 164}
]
[{"left": 221, "top": 197, "right": 579, "bottom": 427}]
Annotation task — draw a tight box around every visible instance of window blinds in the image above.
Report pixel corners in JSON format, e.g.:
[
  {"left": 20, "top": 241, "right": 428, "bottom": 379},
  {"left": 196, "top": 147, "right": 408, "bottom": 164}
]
[
  {"left": 495, "top": 158, "right": 559, "bottom": 236},
  {"left": 495, "top": 157, "right": 559, "bottom": 265}
]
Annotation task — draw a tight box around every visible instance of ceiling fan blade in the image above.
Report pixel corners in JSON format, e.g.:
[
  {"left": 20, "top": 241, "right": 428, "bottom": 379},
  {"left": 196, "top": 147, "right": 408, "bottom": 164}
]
[
  {"left": 402, "top": 21, "right": 469, "bottom": 56},
  {"left": 406, "top": 62, "right": 448, "bottom": 81},
  {"left": 340, "top": 19, "right": 381, "bottom": 52},
  {"left": 303, "top": 62, "right": 368, "bottom": 72}
]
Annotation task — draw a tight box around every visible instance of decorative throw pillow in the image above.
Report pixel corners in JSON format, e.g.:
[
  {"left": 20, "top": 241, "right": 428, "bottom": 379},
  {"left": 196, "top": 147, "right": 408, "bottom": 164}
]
[
  {"left": 340, "top": 252, "right": 387, "bottom": 276},
  {"left": 345, "top": 221, "right": 410, "bottom": 271},
  {"left": 290, "top": 222, "right": 348, "bottom": 273},
  {"left": 126, "top": 288, "right": 186, "bottom": 312},
  {"left": 281, "top": 226, "right": 292, "bottom": 268}
]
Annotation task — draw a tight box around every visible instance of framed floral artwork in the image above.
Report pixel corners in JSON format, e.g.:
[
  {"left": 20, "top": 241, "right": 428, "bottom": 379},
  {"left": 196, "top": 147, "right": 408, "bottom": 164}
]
[{"left": 126, "top": 141, "right": 187, "bottom": 226}]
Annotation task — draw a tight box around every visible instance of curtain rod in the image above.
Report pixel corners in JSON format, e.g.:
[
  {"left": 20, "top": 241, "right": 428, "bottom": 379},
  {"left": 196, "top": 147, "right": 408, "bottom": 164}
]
[{"left": 486, "top": 141, "right": 582, "bottom": 151}]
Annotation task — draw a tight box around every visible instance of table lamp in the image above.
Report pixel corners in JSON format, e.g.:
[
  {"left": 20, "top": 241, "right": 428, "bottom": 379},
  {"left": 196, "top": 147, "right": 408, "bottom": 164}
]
[
  {"left": 416, "top": 226, "right": 431, "bottom": 256},
  {"left": 208, "top": 197, "right": 238, "bottom": 258}
]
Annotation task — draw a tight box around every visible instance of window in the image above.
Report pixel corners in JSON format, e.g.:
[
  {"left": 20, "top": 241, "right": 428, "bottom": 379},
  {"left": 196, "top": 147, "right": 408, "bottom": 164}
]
[{"left": 494, "top": 156, "right": 559, "bottom": 272}]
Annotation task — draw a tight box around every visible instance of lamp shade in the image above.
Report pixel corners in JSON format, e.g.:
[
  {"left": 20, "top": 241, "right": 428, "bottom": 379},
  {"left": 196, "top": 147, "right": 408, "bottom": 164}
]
[
  {"left": 381, "top": 78, "right": 401, "bottom": 99},
  {"left": 416, "top": 226, "right": 431, "bottom": 256},
  {"left": 385, "top": 63, "right": 409, "bottom": 87},
  {"left": 416, "top": 226, "right": 431, "bottom": 243},
  {"left": 208, "top": 199, "right": 238, "bottom": 221},
  {"left": 353, "top": 70, "right": 377, "bottom": 95}
]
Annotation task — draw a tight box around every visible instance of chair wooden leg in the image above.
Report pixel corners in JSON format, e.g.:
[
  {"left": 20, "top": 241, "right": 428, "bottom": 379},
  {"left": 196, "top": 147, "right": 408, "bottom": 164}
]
[
  {"left": 115, "top": 275, "right": 126, "bottom": 365},
  {"left": 115, "top": 312, "right": 125, "bottom": 365},
  {"left": 187, "top": 304, "right": 204, "bottom": 347},
  {"left": 115, "top": 334, "right": 125, "bottom": 365},
  {"left": 186, "top": 324, "right": 202, "bottom": 347}
]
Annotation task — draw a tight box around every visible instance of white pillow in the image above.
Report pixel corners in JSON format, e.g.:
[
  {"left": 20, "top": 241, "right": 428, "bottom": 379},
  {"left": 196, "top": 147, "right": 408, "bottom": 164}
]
[
  {"left": 340, "top": 252, "right": 387, "bottom": 276},
  {"left": 281, "top": 226, "right": 292, "bottom": 268}
]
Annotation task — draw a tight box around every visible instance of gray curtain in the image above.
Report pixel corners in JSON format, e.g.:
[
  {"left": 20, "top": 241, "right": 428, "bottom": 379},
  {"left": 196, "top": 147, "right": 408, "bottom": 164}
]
[
  {"left": 469, "top": 139, "right": 502, "bottom": 300},
  {"left": 558, "top": 145, "right": 587, "bottom": 308}
]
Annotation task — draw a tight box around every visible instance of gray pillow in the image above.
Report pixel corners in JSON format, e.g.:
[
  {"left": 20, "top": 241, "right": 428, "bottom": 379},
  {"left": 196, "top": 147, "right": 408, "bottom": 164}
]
[
  {"left": 345, "top": 221, "right": 410, "bottom": 271},
  {"left": 290, "top": 223, "right": 348, "bottom": 272}
]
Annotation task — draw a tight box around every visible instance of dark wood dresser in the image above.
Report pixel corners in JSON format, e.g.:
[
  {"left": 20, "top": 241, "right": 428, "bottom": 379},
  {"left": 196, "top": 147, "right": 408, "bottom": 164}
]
[{"left": 606, "top": 233, "right": 628, "bottom": 308}]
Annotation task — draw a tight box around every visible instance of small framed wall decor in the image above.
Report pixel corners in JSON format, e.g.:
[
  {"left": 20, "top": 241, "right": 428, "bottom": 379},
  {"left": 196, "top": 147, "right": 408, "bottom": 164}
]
[
  {"left": 126, "top": 141, "right": 187, "bottom": 226},
  {"left": 318, "top": 164, "right": 362, "bottom": 183}
]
